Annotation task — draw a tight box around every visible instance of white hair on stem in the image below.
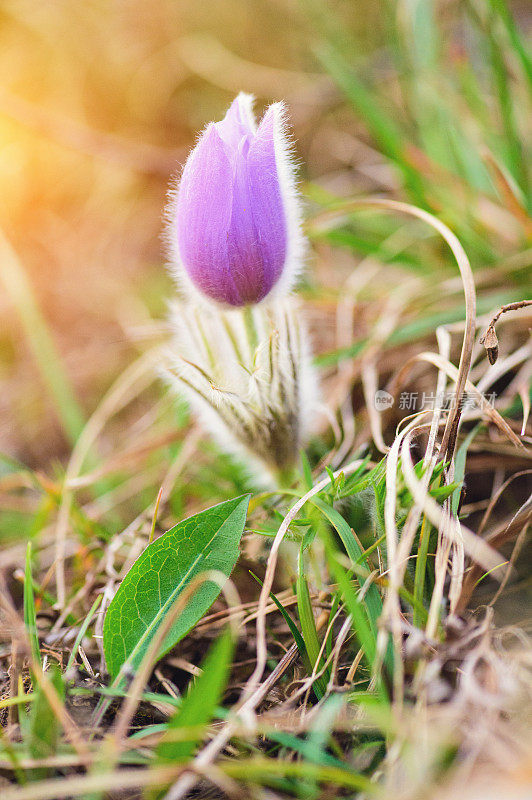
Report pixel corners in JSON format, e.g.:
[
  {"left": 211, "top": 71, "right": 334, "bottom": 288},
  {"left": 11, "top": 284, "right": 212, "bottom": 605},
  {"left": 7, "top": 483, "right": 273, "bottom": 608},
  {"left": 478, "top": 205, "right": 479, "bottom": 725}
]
[{"left": 163, "top": 297, "right": 318, "bottom": 484}]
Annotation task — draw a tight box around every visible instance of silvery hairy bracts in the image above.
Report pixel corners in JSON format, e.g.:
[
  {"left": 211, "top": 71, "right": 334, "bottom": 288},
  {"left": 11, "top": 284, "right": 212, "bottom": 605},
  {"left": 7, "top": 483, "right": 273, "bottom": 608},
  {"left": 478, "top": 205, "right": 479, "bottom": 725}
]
[{"left": 165, "top": 299, "right": 316, "bottom": 479}]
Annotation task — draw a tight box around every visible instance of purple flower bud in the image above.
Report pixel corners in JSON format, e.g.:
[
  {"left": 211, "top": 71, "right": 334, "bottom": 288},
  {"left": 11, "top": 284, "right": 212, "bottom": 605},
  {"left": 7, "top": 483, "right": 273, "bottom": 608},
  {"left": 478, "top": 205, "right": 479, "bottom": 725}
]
[{"left": 166, "top": 93, "right": 305, "bottom": 307}]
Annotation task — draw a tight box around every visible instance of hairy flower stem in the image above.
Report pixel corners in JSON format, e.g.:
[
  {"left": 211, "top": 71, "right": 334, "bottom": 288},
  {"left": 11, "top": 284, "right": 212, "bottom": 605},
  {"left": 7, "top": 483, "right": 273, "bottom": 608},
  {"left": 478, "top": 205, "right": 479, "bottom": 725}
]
[
  {"left": 243, "top": 304, "right": 259, "bottom": 355},
  {"left": 275, "top": 464, "right": 297, "bottom": 489}
]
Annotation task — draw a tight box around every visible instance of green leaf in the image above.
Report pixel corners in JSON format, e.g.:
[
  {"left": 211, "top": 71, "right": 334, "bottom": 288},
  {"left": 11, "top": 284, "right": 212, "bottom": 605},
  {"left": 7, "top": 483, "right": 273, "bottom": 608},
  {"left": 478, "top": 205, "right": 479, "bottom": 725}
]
[
  {"left": 103, "top": 495, "right": 250, "bottom": 679},
  {"left": 156, "top": 627, "right": 234, "bottom": 764}
]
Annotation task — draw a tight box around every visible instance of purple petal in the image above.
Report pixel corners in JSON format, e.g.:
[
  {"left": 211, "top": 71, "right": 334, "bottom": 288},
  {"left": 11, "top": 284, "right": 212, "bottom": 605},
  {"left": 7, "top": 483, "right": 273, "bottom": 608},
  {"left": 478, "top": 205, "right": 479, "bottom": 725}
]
[
  {"left": 215, "top": 93, "right": 255, "bottom": 152},
  {"left": 176, "top": 124, "right": 242, "bottom": 305},
  {"left": 173, "top": 97, "right": 292, "bottom": 306},
  {"left": 243, "top": 107, "right": 288, "bottom": 294},
  {"left": 222, "top": 136, "right": 279, "bottom": 304}
]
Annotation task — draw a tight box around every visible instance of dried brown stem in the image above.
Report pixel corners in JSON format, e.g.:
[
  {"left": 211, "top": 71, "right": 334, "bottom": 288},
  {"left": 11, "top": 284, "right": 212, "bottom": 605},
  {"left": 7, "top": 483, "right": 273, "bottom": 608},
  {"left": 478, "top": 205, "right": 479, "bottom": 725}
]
[{"left": 479, "top": 301, "right": 532, "bottom": 365}]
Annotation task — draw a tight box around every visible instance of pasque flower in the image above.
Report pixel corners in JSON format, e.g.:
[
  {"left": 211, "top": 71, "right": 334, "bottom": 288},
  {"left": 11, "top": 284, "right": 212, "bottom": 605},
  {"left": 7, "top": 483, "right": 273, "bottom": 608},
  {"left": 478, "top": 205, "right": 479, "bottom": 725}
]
[
  {"left": 164, "top": 95, "right": 316, "bottom": 480},
  {"left": 166, "top": 93, "right": 305, "bottom": 306}
]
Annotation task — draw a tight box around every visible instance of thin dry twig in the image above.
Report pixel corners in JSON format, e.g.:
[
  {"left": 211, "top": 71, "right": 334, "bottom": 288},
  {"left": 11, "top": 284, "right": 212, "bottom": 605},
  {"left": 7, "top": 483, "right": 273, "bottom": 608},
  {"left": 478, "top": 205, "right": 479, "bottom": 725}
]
[
  {"left": 479, "top": 300, "right": 532, "bottom": 365},
  {"left": 54, "top": 349, "right": 163, "bottom": 608}
]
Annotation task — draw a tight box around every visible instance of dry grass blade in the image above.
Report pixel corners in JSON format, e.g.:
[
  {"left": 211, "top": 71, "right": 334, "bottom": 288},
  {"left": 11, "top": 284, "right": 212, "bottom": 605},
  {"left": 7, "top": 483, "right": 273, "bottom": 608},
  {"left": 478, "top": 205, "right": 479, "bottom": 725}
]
[
  {"left": 1, "top": 765, "right": 184, "bottom": 800},
  {"left": 54, "top": 349, "right": 163, "bottom": 608},
  {"left": 400, "top": 429, "right": 506, "bottom": 581},
  {"left": 312, "top": 197, "right": 478, "bottom": 460}
]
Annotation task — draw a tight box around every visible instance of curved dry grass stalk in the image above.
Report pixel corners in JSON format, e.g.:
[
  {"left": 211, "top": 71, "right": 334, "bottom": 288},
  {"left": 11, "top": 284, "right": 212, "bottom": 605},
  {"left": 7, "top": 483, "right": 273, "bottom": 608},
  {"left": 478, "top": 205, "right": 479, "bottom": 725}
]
[
  {"left": 54, "top": 348, "right": 164, "bottom": 609},
  {"left": 312, "top": 197, "right": 478, "bottom": 461}
]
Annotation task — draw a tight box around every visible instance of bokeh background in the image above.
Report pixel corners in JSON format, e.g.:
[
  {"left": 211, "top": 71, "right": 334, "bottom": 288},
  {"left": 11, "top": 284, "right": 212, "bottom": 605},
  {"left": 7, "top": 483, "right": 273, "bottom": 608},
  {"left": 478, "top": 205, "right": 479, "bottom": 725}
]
[
  {"left": 0, "top": 0, "right": 530, "bottom": 472},
  {"left": 0, "top": 7, "right": 531, "bottom": 797},
  {"left": 0, "top": 0, "right": 333, "bottom": 466}
]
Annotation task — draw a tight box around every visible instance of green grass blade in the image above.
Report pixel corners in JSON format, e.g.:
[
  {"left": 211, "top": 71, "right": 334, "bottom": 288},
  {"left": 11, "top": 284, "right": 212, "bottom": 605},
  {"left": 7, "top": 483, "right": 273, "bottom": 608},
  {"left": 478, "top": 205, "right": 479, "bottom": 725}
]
[
  {"left": 452, "top": 424, "right": 481, "bottom": 515},
  {"left": 222, "top": 757, "right": 375, "bottom": 794},
  {"left": 28, "top": 664, "right": 63, "bottom": 764},
  {"left": 310, "top": 496, "right": 382, "bottom": 635},
  {"left": 321, "top": 530, "right": 379, "bottom": 682},
  {"left": 297, "top": 548, "right": 328, "bottom": 697},
  {"left": 24, "top": 543, "right": 41, "bottom": 668},
  {"left": 316, "top": 44, "right": 427, "bottom": 202},
  {"left": 485, "top": 8, "right": 529, "bottom": 194},
  {"left": 66, "top": 595, "right": 102, "bottom": 672},
  {"left": 249, "top": 571, "right": 309, "bottom": 671},
  {"left": 413, "top": 514, "right": 432, "bottom": 628},
  {"left": 488, "top": 0, "right": 532, "bottom": 88},
  {"left": 156, "top": 627, "right": 234, "bottom": 764}
]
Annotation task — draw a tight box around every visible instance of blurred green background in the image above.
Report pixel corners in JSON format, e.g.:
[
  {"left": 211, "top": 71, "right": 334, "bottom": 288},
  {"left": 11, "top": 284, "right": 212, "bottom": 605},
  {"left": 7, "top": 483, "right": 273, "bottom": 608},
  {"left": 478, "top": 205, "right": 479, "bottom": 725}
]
[
  {"left": 0, "top": 0, "right": 530, "bottom": 470},
  {"left": 0, "top": 0, "right": 331, "bottom": 465}
]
